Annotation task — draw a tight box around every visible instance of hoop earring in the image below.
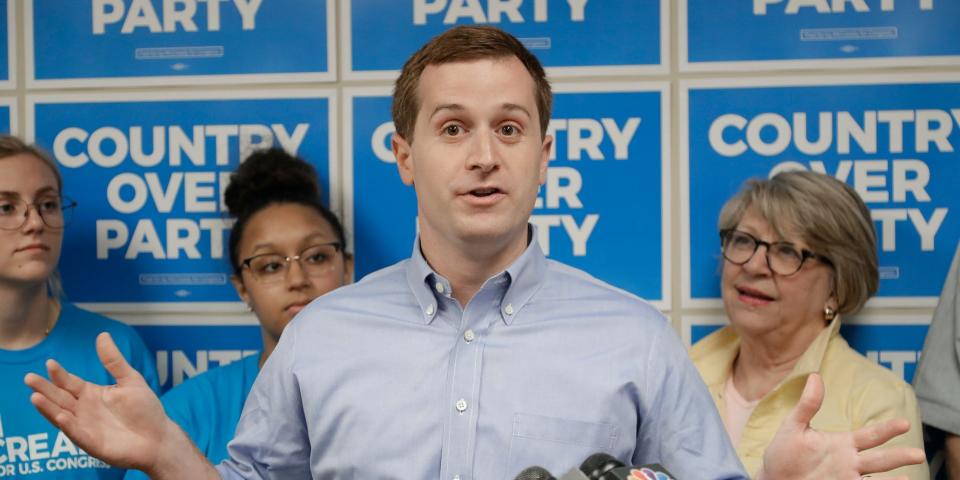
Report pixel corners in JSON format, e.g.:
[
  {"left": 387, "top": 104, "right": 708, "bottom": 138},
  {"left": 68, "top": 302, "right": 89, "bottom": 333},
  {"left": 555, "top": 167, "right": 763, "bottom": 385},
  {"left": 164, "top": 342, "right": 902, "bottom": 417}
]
[{"left": 824, "top": 305, "right": 837, "bottom": 321}]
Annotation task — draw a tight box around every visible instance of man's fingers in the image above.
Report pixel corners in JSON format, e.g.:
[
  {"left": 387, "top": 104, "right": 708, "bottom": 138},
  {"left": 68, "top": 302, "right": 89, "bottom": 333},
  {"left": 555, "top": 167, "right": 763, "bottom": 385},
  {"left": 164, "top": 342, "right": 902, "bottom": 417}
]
[
  {"left": 857, "top": 446, "right": 925, "bottom": 474},
  {"left": 29, "top": 392, "right": 96, "bottom": 451},
  {"left": 96, "top": 332, "right": 143, "bottom": 385},
  {"left": 28, "top": 390, "right": 73, "bottom": 429},
  {"left": 852, "top": 417, "right": 911, "bottom": 450},
  {"left": 46, "top": 359, "right": 89, "bottom": 398},
  {"left": 24, "top": 372, "right": 78, "bottom": 411},
  {"left": 784, "top": 373, "right": 825, "bottom": 429}
]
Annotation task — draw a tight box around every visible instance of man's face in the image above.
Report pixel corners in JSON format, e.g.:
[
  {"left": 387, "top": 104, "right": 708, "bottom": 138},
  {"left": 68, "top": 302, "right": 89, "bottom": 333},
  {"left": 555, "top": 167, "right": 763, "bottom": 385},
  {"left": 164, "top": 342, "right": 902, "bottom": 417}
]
[{"left": 392, "top": 56, "right": 552, "bottom": 252}]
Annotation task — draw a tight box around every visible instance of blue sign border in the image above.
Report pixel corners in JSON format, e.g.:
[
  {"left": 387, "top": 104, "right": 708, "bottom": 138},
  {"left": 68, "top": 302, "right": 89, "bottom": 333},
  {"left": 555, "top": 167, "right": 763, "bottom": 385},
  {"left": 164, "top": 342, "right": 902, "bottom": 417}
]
[
  {"left": 339, "top": 0, "right": 669, "bottom": 80},
  {"left": 24, "top": 89, "right": 339, "bottom": 313},
  {"left": 680, "top": 73, "right": 959, "bottom": 309},
  {"left": 0, "top": 0, "right": 14, "bottom": 89},
  {"left": 679, "top": 0, "right": 960, "bottom": 72},
  {"left": 343, "top": 82, "right": 672, "bottom": 309},
  {"left": 24, "top": 0, "right": 336, "bottom": 88},
  {"left": 0, "top": 97, "right": 17, "bottom": 133}
]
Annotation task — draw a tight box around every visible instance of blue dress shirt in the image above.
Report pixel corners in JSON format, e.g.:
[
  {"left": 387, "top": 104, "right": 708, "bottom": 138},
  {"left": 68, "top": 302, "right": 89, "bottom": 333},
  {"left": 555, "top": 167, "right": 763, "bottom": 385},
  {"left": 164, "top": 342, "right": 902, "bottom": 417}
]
[{"left": 217, "top": 232, "right": 746, "bottom": 479}]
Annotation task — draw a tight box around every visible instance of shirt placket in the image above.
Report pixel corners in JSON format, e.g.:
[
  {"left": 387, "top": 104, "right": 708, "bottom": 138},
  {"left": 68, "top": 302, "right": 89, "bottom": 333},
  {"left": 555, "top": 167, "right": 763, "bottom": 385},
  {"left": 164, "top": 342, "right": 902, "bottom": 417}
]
[{"left": 438, "top": 279, "right": 501, "bottom": 480}]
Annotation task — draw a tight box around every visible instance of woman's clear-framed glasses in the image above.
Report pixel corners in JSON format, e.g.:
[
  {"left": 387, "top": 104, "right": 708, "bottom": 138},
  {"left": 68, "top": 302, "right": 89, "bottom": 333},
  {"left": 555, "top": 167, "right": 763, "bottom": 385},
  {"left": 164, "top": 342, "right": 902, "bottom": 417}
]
[
  {"left": 0, "top": 195, "right": 77, "bottom": 230},
  {"left": 240, "top": 242, "right": 343, "bottom": 284}
]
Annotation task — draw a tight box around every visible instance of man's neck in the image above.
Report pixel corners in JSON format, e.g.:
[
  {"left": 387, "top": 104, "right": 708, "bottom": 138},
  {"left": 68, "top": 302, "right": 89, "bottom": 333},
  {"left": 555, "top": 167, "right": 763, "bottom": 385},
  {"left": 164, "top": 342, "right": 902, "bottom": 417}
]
[{"left": 419, "top": 226, "right": 529, "bottom": 307}]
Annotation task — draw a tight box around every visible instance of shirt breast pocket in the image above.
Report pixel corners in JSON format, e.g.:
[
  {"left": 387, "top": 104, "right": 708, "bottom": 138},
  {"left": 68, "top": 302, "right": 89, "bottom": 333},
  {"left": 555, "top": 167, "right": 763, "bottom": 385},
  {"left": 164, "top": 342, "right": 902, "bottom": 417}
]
[{"left": 505, "top": 413, "right": 620, "bottom": 478}]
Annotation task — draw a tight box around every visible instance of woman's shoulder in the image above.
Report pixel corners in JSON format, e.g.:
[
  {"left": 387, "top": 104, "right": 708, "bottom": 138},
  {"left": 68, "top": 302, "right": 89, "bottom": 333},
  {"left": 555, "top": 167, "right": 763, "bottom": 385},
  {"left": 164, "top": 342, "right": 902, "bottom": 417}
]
[
  {"left": 822, "top": 334, "right": 909, "bottom": 389},
  {"left": 58, "top": 302, "right": 139, "bottom": 336},
  {"left": 55, "top": 302, "right": 152, "bottom": 361},
  {"left": 820, "top": 334, "right": 918, "bottom": 422},
  {"left": 163, "top": 353, "right": 259, "bottom": 402}
]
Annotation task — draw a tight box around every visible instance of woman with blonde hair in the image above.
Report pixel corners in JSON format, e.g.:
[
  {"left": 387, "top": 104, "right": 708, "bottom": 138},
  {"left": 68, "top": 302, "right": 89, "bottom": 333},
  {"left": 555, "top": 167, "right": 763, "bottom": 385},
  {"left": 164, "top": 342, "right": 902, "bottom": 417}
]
[
  {"left": 691, "top": 170, "right": 927, "bottom": 479},
  {"left": 0, "top": 135, "right": 158, "bottom": 479}
]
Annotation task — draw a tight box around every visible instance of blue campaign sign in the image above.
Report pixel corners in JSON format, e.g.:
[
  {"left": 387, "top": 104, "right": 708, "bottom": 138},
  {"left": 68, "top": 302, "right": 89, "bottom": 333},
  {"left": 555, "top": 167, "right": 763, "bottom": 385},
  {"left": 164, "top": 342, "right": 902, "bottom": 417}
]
[
  {"left": 0, "top": 0, "right": 12, "bottom": 89},
  {"left": 681, "top": 0, "right": 960, "bottom": 71},
  {"left": 682, "top": 75, "right": 960, "bottom": 307},
  {"left": 684, "top": 315, "right": 930, "bottom": 383},
  {"left": 344, "top": 90, "right": 418, "bottom": 278},
  {"left": 28, "top": 90, "right": 337, "bottom": 309},
  {"left": 346, "top": 84, "right": 669, "bottom": 305},
  {"left": 342, "top": 0, "right": 666, "bottom": 79},
  {"left": 135, "top": 324, "right": 261, "bottom": 392},
  {"left": 0, "top": 100, "right": 13, "bottom": 133},
  {"left": 26, "top": 0, "right": 335, "bottom": 87}
]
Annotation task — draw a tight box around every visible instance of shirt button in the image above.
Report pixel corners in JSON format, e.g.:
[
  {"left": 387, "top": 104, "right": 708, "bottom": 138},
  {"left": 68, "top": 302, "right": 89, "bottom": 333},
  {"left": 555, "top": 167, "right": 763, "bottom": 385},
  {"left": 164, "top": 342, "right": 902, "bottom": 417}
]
[
  {"left": 463, "top": 329, "right": 475, "bottom": 343},
  {"left": 453, "top": 476, "right": 461, "bottom": 480},
  {"left": 426, "top": 304, "right": 435, "bottom": 316},
  {"left": 455, "top": 398, "right": 468, "bottom": 413},
  {"left": 435, "top": 282, "right": 445, "bottom": 294},
  {"left": 504, "top": 303, "right": 514, "bottom": 315}
]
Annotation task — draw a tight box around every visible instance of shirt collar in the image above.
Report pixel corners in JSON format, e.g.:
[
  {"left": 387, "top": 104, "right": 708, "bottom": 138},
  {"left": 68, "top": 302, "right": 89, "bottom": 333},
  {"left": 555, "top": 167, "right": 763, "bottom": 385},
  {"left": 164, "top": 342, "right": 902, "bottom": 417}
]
[
  {"left": 403, "top": 224, "right": 548, "bottom": 326},
  {"left": 784, "top": 314, "right": 842, "bottom": 380},
  {"left": 694, "top": 315, "right": 843, "bottom": 389}
]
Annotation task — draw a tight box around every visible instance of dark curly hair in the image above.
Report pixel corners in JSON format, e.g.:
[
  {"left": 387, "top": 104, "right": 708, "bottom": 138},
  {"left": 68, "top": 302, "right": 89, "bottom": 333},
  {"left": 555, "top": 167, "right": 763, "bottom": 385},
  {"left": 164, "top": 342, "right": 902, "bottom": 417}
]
[{"left": 224, "top": 148, "right": 346, "bottom": 274}]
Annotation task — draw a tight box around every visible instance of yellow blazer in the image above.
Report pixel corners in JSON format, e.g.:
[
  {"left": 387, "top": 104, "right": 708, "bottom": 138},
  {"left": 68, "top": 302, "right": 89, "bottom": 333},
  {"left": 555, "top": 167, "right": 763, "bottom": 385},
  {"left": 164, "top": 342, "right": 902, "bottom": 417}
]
[{"left": 690, "top": 317, "right": 928, "bottom": 479}]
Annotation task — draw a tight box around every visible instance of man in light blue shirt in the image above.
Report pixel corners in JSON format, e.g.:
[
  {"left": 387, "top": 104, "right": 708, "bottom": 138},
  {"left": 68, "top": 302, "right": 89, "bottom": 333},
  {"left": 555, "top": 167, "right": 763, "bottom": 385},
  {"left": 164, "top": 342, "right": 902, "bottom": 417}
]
[
  {"left": 217, "top": 228, "right": 743, "bottom": 478},
  {"left": 26, "top": 25, "right": 923, "bottom": 480}
]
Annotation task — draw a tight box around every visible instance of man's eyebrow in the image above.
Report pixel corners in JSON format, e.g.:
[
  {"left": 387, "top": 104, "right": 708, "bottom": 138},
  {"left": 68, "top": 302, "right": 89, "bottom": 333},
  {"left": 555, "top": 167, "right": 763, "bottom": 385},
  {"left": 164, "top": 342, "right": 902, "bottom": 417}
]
[
  {"left": 429, "top": 103, "right": 465, "bottom": 120},
  {"left": 501, "top": 103, "right": 532, "bottom": 120},
  {"left": 429, "top": 103, "right": 533, "bottom": 121}
]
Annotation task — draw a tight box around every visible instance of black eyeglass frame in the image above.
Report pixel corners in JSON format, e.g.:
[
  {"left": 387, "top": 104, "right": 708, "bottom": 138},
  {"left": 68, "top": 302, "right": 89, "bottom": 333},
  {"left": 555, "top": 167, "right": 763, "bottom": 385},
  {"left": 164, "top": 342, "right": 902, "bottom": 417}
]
[{"left": 719, "top": 229, "right": 831, "bottom": 276}]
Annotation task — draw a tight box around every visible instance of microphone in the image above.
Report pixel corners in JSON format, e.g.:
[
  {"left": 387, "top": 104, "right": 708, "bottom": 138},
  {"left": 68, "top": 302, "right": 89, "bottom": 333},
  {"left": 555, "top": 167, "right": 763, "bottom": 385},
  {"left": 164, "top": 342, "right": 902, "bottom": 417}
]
[
  {"left": 514, "top": 466, "right": 557, "bottom": 480},
  {"left": 580, "top": 453, "right": 624, "bottom": 479},
  {"left": 556, "top": 452, "right": 677, "bottom": 480},
  {"left": 557, "top": 452, "right": 623, "bottom": 479},
  {"left": 598, "top": 464, "right": 677, "bottom": 480}
]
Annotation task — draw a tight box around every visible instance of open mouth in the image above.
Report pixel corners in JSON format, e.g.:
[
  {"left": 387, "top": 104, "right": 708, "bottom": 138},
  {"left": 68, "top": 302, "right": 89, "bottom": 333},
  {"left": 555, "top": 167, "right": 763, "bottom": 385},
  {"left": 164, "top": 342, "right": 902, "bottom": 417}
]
[{"left": 469, "top": 187, "right": 501, "bottom": 197}]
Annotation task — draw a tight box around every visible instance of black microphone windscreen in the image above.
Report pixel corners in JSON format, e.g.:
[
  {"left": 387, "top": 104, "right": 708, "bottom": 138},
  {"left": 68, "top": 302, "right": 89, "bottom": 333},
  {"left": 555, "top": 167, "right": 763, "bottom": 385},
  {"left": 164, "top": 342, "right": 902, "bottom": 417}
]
[
  {"left": 515, "top": 466, "right": 557, "bottom": 480},
  {"left": 599, "top": 464, "right": 677, "bottom": 480},
  {"left": 579, "top": 453, "right": 625, "bottom": 479}
]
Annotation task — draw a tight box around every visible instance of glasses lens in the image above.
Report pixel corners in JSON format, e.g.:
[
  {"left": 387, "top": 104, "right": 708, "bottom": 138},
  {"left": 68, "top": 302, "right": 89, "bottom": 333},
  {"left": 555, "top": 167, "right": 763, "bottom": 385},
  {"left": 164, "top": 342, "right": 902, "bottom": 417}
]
[
  {"left": 0, "top": 198, "right": 25, "bottom": 230},
  {"left": 723, "top": 231, "right": 757, "bottom": 264},
  {"left": 768, "top": 243, "right": 804, "bottom": 275},
  {"left": 37, "top": 196, "right": 65, "bottom": 228},
  {"left": 299, "top": 244, "right": 340, "bottom": 277},
  {"left": 249, "top": 255, "right": 287, "bottom": 283}
]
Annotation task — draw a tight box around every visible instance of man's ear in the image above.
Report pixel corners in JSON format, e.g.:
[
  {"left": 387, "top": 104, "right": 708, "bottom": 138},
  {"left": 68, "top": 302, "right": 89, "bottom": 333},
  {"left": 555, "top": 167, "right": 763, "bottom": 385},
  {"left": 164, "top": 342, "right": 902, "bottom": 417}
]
[
  {"left": 392, "top": 132, "right": 415, "bottom": 186},
  {"left": 538, "top": 134, "right": 553, "bottom": 185}
]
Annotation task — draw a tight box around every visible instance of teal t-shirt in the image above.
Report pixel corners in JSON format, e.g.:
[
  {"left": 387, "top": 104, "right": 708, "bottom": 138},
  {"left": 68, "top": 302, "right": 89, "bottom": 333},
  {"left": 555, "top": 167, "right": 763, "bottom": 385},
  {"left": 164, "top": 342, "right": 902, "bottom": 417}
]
[
  {"left": 0, "top": 302, "right": 159, "bottom": 479},
  {"left": 124, "top": 353, "right": 260, "bottom": 479}
]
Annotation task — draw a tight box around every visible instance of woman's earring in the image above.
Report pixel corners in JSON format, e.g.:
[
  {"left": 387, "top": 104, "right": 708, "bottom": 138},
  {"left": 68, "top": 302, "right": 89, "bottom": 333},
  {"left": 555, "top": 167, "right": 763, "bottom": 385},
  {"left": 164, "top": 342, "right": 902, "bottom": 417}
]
[{"left": 824, "top": 305, "right": 837, "bottom": 321}]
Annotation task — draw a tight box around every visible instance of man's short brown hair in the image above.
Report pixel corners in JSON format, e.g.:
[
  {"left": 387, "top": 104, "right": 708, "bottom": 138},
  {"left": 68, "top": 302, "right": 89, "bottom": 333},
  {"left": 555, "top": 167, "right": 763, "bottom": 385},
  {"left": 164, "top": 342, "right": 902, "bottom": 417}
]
[{"left": 392, "top": 25, "right": 552, "bottom": 143}]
